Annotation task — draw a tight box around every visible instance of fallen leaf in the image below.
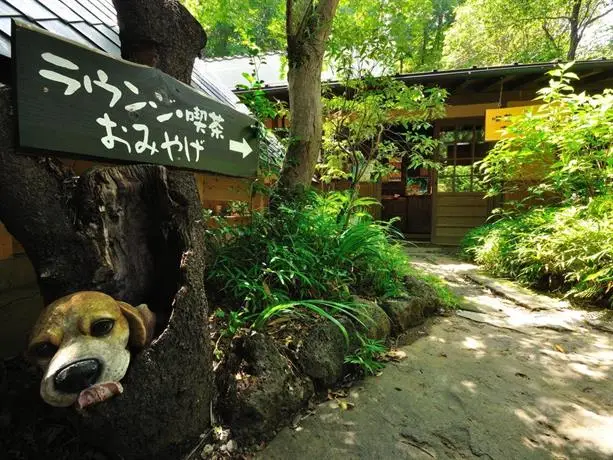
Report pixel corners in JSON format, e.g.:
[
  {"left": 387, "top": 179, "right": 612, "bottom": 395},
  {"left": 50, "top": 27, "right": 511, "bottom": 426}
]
[
  {"left": 383, "top": 349, "right": 407, "bottom": 362},
  {"left": 338, "top": 400, "right": 355, "bottom": 411}
]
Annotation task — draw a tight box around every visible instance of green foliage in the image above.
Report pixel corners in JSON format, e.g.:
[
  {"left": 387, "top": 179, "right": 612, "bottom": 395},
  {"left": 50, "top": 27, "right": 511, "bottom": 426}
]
[
  {"left": 465, "top": 65, "right": 612, "bottom": 306},
  {"left": 181, "top": 0, "right": 285, "bottom": 57},
  {"left": 214, "top": 308, "right": 247, "bottom": 337},
  {"left": 235, "top": 53, "right": 287, "bottom": 123},
  {"left": 408, "top": 266, "right": 462, "bottom": 309},
  {"left": 442, "top": 0, "right": 613, "bottom": 68},
  {"left": 478, "top": 64, "right": 613, "bottom": 206},
  {"left": 206, "top": 191, "right": 413, "bottom": 319},
  {"left": 462, "top": 198, "right": 613, "bottom": 306},
  {"left": 319, "top": 75, "right": 447, "bottom": 186},
  {"left": 464, "top": 65, "right": 612, "bottom": 306},
  {"left": 250, "top": 300, "right": 369, "bottom": 344},
  {"left": 329, "top": 0, "right": 462, "bottom": 74},
  {"left": 344, "top": 333, "right": 387, "bottom": 375}
]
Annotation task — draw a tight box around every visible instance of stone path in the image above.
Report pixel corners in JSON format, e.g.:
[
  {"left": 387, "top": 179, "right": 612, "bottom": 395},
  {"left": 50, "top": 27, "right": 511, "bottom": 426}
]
[{"left": 259, "top": 247, "right": 613, "bottom": 459}]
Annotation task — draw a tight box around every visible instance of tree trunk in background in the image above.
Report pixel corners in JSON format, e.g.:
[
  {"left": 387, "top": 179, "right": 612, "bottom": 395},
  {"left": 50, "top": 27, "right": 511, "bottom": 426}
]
[
  {"left": 567, "top": 0, "right": 582, "bottom": 60},
  {"left": 278, "top": 0, "right": 341, "bottom": 194},
  {"left": 0, "top": 1, "right": 213, "bottom": 458}
]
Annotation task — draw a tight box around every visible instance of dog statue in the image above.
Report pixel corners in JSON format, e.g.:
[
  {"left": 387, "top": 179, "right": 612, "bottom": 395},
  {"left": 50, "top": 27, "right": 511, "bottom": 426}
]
[{"left": 27, "top": 291, "right": 155, "bottom": 408}]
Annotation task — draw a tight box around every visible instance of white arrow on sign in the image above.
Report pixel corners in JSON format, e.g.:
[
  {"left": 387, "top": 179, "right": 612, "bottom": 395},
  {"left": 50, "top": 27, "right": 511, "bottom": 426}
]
[{"left": 229, "top": 138, "right": 253, "bottom": 158}]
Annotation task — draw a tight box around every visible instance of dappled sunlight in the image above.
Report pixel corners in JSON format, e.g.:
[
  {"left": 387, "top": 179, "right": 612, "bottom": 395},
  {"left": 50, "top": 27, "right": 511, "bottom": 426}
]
[
  {"left": 265, "top": 250, "right": 613, "bottom": 459},
  {"left": 427, "top": 335, "right": 446, "bottom": 343},
  {"left": 462, "top": 336, "right": 485, "bottom": 350},
  {"left": 557, "top": 405, "right": 613, "bottom": 455},
  {"left": 460, "top": 380, "right": 477, "bottom": 394},
  {"left": 567, "top": 361, "right": 608, "bottom": 379},
  {"left": 434, "top": 261, "right": 478, "bottom": 272},
  {"left": 458, "top": 335, "right": 488, "bottom": 359},
  {"left": 514, "top": 397, "right": 613, "bottom": 457},
  {"left": 464, "top": 293, "right": 507, "bottom": 309},
  {"left": 342, "top": 431, "right": 357, "bottom": 446}
]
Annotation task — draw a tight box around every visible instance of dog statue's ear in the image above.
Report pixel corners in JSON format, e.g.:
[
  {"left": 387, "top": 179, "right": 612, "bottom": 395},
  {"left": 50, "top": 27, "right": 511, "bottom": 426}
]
[{"left": 117, "top": 302, "right": 156, "bottom": 349}]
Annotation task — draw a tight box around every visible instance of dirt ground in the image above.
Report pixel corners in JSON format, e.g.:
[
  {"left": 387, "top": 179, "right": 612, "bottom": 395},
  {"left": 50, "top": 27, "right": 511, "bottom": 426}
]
[{"left": 260, "top": 249, "right": 613, "bottom": 459}]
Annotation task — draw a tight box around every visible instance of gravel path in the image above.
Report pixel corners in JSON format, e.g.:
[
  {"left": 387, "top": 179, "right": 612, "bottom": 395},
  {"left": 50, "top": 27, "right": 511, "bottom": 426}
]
[{"left": 259, "top": 249, "right": 613, "bottom": 459}]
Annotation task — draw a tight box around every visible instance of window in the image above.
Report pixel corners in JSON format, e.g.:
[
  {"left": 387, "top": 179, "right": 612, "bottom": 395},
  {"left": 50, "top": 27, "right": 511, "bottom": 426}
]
[{"left": 436, "top": 121, "right": 489, "bottom": 192}]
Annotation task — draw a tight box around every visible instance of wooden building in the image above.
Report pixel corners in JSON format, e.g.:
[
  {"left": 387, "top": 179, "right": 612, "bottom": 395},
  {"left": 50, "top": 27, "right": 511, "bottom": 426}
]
[{"left": 238, "top": 59, "right": 613, "bottom": 245}]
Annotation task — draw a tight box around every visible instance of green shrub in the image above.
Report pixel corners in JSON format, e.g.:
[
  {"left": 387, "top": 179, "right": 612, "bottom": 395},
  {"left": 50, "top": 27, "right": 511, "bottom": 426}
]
[
  {"left": 466, "top": 65, "right": 613, "bottom": 307},
  {"left": 477, "top": 63, "right": 613, "bottom": 206},
  {"left": 206, "top": 190, "right": 412, "bottom": 318},
  {"left": 462, "top": 198, "right": 613, "bottom": 306}
]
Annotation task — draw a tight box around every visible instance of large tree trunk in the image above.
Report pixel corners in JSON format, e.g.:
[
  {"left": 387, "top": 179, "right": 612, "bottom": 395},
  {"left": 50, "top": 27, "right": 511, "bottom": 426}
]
[
  {"left": 278, "top": 0, "right": 340, "bottom": 193},
  {"left": 0, "top": 1, "right": 213, "bottom": 458}
]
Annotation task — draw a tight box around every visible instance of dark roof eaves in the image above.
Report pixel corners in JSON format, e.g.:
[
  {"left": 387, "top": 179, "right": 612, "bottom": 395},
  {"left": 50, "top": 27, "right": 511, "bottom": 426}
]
[{"left": 234, "top": 59, "right": 613, "bottom": 95}]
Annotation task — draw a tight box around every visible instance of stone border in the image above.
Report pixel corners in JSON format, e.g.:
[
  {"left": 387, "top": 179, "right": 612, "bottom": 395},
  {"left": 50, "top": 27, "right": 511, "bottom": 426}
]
[{"left": 214, "top": 277, "right": 446, "bottom": 446}]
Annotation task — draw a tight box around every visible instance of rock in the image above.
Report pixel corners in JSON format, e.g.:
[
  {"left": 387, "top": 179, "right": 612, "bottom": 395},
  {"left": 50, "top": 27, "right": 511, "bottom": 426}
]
[
  {"left": 294, "top": 320, "right": 347, "bottom": 389},
  {"left": 200, "top": 444, "right": 214, "bottom": 458},
  {"left": 216, "top": 333, "right": 314, "bottom": 445},
  {"left": 374, "top": 275, "right": 446, "bottom": 334},
  {"left": 353, "top": 297, "right": 391, "bottom": 341},
  {"left": 225, "top": 439, "right": 237, "bottom": 453},
  {"left": 381, "top": 298, "right": 427, "bottom": 333}
]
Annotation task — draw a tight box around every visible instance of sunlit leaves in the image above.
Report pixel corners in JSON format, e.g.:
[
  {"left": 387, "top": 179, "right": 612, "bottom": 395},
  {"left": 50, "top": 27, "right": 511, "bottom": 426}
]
[
  {"left": 319, "top": 75, "right": 447, "bottom": 185},
  {"left": 478, "top": 64, "right": 613, "bottom": 205}
]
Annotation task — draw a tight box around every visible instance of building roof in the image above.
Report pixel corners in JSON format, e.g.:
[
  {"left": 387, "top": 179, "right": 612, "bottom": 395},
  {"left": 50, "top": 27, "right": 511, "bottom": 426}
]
[
  {"left": 203, "top": 52, "right": 338, "bottom": 89},
  {"left": 0, "top": 0, "right": 285, "bottom": 169},
  {"left": 235, "top": 59, "right": 613, "bottom": 105}
]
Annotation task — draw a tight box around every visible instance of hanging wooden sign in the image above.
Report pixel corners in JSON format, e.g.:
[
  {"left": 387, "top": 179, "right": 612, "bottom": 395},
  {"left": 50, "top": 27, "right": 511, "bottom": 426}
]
[{"left": 12, "top": 19, "right": 259, "bottom": 177}]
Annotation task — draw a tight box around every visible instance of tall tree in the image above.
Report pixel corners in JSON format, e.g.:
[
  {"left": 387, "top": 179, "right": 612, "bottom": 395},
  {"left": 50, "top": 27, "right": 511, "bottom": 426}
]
[
  {"left": 277, "top": 0, "right": 341, "bottom": 192},
  {"left": 0, "top": 1, "right": 213, "bottom": 458},
  {"left": 565, "top": 0, "right": 613, "bottom": 59},
  {"left": 442, "top": 0, "right": 613, "bottom": 68}
]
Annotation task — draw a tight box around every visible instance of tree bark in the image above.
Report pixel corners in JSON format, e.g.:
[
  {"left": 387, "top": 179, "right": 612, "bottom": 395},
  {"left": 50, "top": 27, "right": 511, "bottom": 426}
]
[
  {"left": 0, "top": 1, "right": 213, "bottom": 458},
  {"left": 567, "top": 0, "right": 582, "bottom": 60},
  {"left": 278, "top": 0, "right": 341, "bottom": 193}
]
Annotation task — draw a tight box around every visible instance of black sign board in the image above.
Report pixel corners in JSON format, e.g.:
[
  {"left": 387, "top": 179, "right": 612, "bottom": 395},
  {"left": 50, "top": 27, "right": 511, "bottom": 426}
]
[{"left": 11, "top": 20, "right": 259, "bottom": 177}]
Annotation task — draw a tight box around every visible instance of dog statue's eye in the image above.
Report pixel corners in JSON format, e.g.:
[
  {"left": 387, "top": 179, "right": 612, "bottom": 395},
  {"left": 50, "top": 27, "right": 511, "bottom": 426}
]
[
  {"left": 30, "top": 342, "right": 58, "bottom": 359},
  {"left": 91, "top": 319, "right": 115, "bottom": 337}
]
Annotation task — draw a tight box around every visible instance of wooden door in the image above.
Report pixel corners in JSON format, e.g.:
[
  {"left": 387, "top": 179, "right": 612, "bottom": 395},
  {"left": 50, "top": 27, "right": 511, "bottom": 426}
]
[{"left": 431, "top": 118, "right": 494, "bottom": 245}]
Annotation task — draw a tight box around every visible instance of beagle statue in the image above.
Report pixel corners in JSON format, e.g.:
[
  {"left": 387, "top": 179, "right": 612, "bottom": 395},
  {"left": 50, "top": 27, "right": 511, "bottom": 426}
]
[{"left": 27, "top": 291, "right": 155, "bottom": 408}]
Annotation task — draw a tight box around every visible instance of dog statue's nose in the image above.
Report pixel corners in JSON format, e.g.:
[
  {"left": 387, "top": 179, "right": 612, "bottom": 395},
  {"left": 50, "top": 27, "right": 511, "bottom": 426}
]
[{"left": 54, "top": 359, "right": 102, "bottom": 394}]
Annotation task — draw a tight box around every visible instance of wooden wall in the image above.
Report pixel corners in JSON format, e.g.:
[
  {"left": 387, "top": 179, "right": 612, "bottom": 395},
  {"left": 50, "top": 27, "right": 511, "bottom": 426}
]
[{"left": 432, "top": 192, "right": 490, "bottom": 246}]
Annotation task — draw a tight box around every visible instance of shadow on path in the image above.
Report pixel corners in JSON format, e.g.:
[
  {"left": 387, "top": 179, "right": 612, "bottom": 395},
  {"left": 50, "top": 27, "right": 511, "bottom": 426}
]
[{"left": 260, "top": 250, "right": 613, "bottom": 459}]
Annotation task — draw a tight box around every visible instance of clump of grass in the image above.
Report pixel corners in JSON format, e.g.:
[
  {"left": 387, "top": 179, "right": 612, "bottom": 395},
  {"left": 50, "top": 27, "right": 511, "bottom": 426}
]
[
  {"left": 462, "top": 197, "right": 613, "bottom": 307},
  {"left": 205, "top": 190, "right": 424, "bottom": 336},
  {"left": 206, "top": 190, "right": 411, "bottom": 308},
  {"left": 344, "top": 333, "right": 388, "bottom": 375}
]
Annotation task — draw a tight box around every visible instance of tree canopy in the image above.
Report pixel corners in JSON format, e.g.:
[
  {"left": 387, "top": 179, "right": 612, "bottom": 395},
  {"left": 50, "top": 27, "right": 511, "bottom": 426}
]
[
  {"left": 181, "top": 0, "right": 285, "bottom": 56},
  {"left": 328, "top": 0, "right": 462, "bottom": 74},
  {"left": 442, "top": 0, "right": 613, "bottom": 68},
  {"left": 183, "top": 0, "right": 612, "bottom": 69}
]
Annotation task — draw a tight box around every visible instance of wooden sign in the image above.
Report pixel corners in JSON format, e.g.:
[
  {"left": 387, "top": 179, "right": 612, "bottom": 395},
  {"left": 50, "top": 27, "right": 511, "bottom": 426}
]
[
  {"left": 11, "top": 20, "right": 259, "bottom": 177},
  {"left": 485, "top": 105, "right": 539, "bottom": 141}
]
